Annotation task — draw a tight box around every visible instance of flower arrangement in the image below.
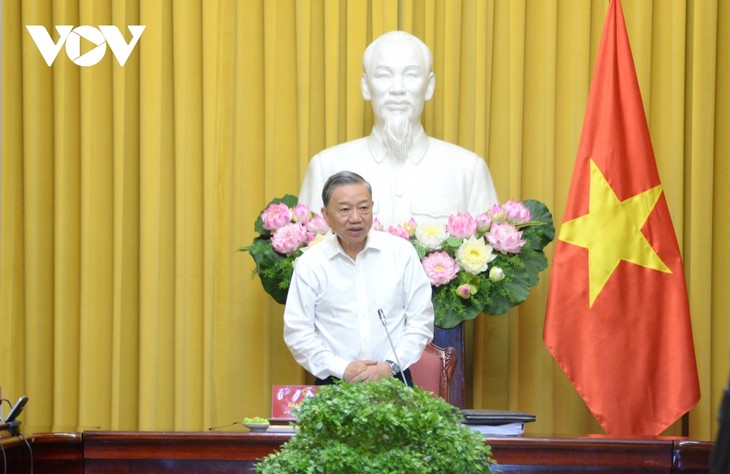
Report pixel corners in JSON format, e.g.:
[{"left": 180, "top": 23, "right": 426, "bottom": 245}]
[
  {"left": 374, "top": 200, "right": 554, "bottom": 328},
  {"left": 241, "top": 195, "right": 554, "bottom": 329},
  {"left": 240, "top": 195, "right": 330, "bottom": 305}
]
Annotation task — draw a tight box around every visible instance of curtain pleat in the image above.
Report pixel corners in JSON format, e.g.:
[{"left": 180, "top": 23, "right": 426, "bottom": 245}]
[
  {"left": 685, "top": 0, "right": 719, "bottom": 435},
  {"left": 0, "top": 0, "right": 27, "bottom": 430},
  {"left": 51, "top": 0, "right": 82, "bottom": 434},
  {"left": 710, "top": 0, "right": 730, "bottom": 440},
  {"left": 171, "top": 0, "right": 205, "bottom": 431},
  {"left": 138, "top": 0, "right": 176, "bottom": 430},
  {"left": 109, "top": 0, "right": 142, "bottom": 433},
  {"left": 208, "top": 0, "right": 239, "bottom": 429},
  {"left": 21, "top": 0, "right": 57, "bottom": 435},
  {"left": 1, "top": 0, "right": 727, "bottom": 440}
]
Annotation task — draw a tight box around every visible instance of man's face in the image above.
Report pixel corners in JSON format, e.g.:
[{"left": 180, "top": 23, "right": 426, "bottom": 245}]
[
  {"left": 362, "top": 38, "right": 435, "bottom": 126},
  {"left": 322, "top": 183, "right": 374, "bottom": 250}
]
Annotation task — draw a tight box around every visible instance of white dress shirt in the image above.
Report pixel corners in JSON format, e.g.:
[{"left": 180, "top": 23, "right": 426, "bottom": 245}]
[
  {"left": 283, "top": 231, "right": 434, "bottom": 380},
  {"left": 298, "top": 128, "right": 500, "bottom": 226}
]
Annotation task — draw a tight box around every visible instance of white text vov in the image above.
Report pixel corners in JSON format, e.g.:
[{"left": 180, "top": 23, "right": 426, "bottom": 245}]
[{"left": 26, "top": 25, "right": 146, "bottom": 66}]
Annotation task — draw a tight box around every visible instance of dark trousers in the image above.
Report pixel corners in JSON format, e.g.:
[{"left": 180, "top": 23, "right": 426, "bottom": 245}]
[{"left": 315, "top": 368, "right": 413, "bottom": 387}]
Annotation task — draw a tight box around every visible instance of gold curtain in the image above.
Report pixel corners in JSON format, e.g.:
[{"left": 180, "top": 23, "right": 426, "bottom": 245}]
[{"left": 1, "top": 0, "right": 728, "bottom": 440}]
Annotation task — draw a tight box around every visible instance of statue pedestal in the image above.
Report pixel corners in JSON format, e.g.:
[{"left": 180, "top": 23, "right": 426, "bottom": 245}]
[{"left": 432, "top": 324, "right": 465, "bottom": 408}]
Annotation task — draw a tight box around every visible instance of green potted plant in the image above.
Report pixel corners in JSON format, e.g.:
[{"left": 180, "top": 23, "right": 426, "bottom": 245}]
[{"left": 256, "top": 378, "right": 496, "bottom": 473}]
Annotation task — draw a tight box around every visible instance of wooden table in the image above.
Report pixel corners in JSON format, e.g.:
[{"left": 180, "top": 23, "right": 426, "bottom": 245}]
[{"left": 0, "top": 428, "right": 715, "bottom": 473}]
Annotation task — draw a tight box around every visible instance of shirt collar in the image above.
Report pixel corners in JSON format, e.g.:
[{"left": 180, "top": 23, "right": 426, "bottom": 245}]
[
  {"left": 367, "top": 126, "right": 429, "bottom": 165},
  {"left": 322, "top": 230, "right": 385, "bottom": 260}
]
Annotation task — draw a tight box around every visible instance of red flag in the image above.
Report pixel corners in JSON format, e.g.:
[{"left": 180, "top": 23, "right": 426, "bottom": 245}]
[{"left": 543, "top": 0, "right": 699, "bottom": 435}]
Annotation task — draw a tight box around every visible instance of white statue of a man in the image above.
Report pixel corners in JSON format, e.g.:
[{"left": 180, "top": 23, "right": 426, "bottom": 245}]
[{"left": 298, "top": 30, "right": 499, "bottom": 226}]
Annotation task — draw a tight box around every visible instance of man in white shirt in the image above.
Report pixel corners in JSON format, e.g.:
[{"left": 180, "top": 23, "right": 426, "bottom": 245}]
[
  {"left": 284, "top": 171, "right": 434, "bottom": 385},
  {"left": 298, "top": 31, "right": 499, "bottom": 227}
]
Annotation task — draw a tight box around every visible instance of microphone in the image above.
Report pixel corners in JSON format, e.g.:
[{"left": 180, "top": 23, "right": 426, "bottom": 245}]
[
  {"left": 5, "top": 395, "right": 28, "bottom": 423},
  {"left": 377, "top": 309, "right": 408, "bottom": 385}
]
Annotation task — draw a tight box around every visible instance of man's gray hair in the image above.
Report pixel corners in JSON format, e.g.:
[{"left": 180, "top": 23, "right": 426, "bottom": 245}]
[
  {"left": 362, "top": 30, "right": 433, "bottom": 75},
  {"left": 321, "top": 171, "right": 372, "bottom": 207}
]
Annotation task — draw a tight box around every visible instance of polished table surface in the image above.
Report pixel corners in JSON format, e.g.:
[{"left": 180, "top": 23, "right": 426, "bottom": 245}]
[{"left": 1, "top": 427, "right": 714, "bottom": 473}]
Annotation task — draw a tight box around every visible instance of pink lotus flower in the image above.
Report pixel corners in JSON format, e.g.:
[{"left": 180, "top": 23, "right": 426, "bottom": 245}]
[
  {"left": 271, "top": 223, "right": 308, "bottom": 255},
  {"left": 306, "top": 214, "right": 330, "bottom": 234},
  {"left": 292, "top": 203, "right": 312, "bottom": 223},
  {"left": 421, "top": 251, "right": 460, "bottom": 287},
  {"left": 372, "top": 217, "right": 383, "bottom": 231},
  {"left": 386, "top": 225, "right": 410, "bottom": 240},
  {"left": 487, "top": 204, "right": 507, "bottom": 224},
  {"left": 261, "top": 202, "right": 292, "bottom": 231},
  {"left": 403, "top": 218, "right": 418, "bottom": 237},
  {"left": 446, "top": 213, "right": 477, "bottom": 239},
  {"left": 475, "top": 212, "right": 491, "bottom": 232},
  {"left": 305, "top": 231, "right": 329, "bottom": 247},
  {"left": 486, "top": 222, "right": 526, "bottom": 253},
  {"left": 456, "top": 284, "right": 474, "bottom": 299},
  {"left": 502, "top": 200, "right": 532, "bottom": 224}
]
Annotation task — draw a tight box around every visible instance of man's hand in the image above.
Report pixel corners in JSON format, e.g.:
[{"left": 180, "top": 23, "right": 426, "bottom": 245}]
[
  {"left": 347, "top": 361, "right": 392, "bottom": 382},
  {"left": 342, "top": 360, "right": 377, "bottom": 382}
]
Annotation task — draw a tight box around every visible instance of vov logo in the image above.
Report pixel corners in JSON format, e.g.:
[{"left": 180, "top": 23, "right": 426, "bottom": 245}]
[{"left": 26, "top": 25, "right": 146, "bottom": 66}]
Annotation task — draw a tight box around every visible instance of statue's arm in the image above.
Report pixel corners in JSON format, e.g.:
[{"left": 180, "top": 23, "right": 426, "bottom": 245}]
[
  {"left": 299, "top": 154, "right": 326, "bottom": 212},
  {"left": 469, "top": 157, "right": 500, "bottom": 212}
]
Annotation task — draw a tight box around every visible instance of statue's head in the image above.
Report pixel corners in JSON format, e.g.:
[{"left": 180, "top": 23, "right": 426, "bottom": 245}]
[{"left": 361, "top": 31, "right": 436, "bottom": 130}]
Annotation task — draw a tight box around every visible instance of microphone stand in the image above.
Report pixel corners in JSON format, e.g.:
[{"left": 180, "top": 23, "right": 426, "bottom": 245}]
[{"left": 377, "top": 309, "right": 408, "bottom": 385}]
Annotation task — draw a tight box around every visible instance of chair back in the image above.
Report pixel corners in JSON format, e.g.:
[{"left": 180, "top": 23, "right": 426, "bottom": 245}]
[{"left": 409, "top": 342, "right": 457, "bottom": 403}]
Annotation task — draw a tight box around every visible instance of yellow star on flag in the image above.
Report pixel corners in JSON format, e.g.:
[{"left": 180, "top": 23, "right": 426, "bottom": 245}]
[{"left": 559, "top": 159, "right": 671, "bottom": 306}]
